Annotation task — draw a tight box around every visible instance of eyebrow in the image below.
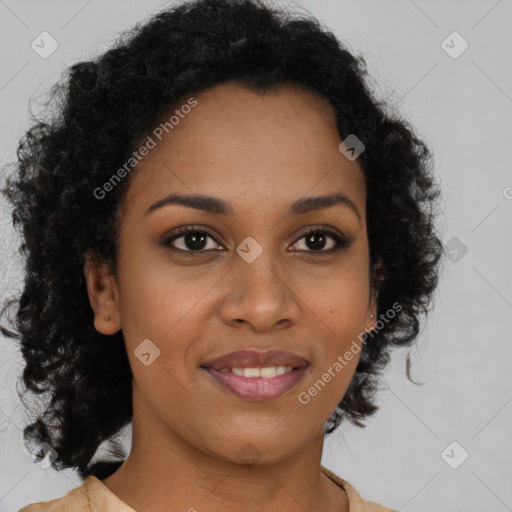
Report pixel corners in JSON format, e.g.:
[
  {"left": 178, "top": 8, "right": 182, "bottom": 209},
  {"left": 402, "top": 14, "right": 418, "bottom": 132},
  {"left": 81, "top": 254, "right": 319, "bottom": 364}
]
[{"left": 146, "top": 192, "right": 361, "bottom": 224}]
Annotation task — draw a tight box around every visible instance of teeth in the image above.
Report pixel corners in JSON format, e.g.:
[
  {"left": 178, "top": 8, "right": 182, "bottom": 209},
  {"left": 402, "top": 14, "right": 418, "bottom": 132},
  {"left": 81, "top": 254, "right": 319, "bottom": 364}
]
[
  {"left": 219, "top": 366, "right": 294, "bottom": 378},
  {"left": 243, "top": 367, "right": 260, "bottom": 378},
  {"left": 260, "top": 366, "right": 277, "bottom": 378},
  {"left": 276, "top": 365, "right": 287, "bottom": 376}
]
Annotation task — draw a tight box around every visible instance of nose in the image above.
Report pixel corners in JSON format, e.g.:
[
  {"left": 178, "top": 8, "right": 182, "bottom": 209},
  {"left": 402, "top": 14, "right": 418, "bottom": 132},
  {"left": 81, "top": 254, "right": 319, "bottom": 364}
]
[{"left": 217, "top": 249, "right": 301, "bottom": 333}]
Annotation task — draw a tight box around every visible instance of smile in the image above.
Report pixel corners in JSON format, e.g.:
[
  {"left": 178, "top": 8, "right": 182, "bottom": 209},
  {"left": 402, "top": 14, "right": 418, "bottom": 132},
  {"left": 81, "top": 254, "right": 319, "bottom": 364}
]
[{"left": 202, "top": 366, "right": 307, "bottom": 401}]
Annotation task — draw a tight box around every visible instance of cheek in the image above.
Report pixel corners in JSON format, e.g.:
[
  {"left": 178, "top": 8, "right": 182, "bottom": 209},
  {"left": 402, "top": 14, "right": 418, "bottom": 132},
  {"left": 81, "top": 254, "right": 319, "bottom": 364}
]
[
  {"left": 116, "top": 251, "right": 216, "bottom": 343},
  {"left": 291, "top": 260, "right": 369, "bottom": 414},
  {"left": 293, "top": 347, "right": 360, "bottom": 435},
  {"left": 296, "top": 260, "right": 370, "bottom": 335},
  {"left": 115, "top": 256, "right": 219, "bottom": 394}
]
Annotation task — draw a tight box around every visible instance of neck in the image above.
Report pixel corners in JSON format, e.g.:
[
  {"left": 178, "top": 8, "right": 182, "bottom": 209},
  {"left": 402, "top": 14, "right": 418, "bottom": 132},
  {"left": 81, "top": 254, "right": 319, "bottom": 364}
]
[{"left": 101, "top": 395, "right": 348, "bottom": 512}]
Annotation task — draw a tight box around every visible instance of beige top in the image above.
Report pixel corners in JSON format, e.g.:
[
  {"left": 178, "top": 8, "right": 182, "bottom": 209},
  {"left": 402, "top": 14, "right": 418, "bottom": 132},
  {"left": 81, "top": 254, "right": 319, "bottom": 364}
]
[{"left": 19, "top": 465, "right": 396, "bottom": 511}]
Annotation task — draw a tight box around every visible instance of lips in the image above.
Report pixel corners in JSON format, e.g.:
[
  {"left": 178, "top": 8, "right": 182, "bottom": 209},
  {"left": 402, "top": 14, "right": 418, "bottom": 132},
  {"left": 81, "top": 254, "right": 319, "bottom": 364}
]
[
  {"left": 200, "top": 349, "right": 310, "bottom": 401},
  {"left": 201, "top": 349, "right": 309, "bottom": 371}
]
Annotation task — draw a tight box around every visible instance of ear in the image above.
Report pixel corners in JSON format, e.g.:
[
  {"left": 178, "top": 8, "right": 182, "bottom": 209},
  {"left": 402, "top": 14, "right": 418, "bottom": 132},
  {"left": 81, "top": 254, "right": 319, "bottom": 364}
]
[
  {"left": 366, "top": 259, "right": 385, "bottom": 332},
  {"left": 83, "top": 252, "right": 120, "bottom": 335}
]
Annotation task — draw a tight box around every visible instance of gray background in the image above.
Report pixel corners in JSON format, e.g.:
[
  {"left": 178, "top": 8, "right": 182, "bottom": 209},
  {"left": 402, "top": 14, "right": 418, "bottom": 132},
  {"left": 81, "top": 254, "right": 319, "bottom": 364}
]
[{"left": 1, "top": 0, "right": 511, "bottom": 511}]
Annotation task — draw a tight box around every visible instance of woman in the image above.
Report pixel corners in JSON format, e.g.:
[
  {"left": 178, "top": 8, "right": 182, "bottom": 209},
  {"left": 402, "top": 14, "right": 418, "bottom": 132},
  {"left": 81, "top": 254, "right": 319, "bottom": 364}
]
[{"left": 1, "top": 0, "right": 444, "bottom": 510}]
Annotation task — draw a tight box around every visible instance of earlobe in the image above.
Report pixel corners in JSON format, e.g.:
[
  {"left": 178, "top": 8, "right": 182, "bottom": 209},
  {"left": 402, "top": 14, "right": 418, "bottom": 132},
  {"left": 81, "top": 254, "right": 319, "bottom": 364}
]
[
  {"left": 83, "top": 254, "right": 120, "bottom": 335},
  {"left": 366, "top": 287, "right": 379, "bottom": 334},
  {"left": 366, "top": 312, "right": 376, "bottom": 334}
]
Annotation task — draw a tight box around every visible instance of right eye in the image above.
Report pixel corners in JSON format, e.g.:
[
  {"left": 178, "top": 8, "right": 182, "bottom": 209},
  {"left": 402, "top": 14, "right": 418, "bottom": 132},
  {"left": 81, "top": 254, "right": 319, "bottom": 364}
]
[{"left": 161, "top": 226, "right": 225, "bottom": 254}]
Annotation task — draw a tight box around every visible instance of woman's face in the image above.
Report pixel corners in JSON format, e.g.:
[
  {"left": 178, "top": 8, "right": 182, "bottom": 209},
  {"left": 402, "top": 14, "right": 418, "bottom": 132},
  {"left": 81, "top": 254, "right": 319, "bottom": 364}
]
[{"left": 87, "top": 82, "right": 377, "bottom": 464}]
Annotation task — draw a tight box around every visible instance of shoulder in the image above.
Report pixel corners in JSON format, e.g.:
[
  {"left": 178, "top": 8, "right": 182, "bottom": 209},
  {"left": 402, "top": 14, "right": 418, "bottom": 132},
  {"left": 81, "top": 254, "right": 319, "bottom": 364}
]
[
  {"left": 18, "top": 477, "right": 98, "bottom": 512},
  {"left": 321, "top": 465, "right": 397, "bottom": 512},
  {"left": 18, "top": 475, "right": 136, "bottom": 512},
  {"left": 18, "top": 475, "right": 135, "bottom": 512}
]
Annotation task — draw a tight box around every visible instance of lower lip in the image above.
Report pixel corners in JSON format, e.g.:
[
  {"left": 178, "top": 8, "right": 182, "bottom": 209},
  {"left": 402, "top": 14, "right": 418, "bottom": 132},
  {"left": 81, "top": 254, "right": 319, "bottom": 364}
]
[{"left": 202, "top": 367, "right": 307, "bottom": 401}]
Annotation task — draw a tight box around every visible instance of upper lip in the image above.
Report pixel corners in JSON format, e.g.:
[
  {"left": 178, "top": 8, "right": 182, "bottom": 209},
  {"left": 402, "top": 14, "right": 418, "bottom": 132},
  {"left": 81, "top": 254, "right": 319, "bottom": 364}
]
[{"left": 202, "top": 349, "right": 309, "bottom": 370}]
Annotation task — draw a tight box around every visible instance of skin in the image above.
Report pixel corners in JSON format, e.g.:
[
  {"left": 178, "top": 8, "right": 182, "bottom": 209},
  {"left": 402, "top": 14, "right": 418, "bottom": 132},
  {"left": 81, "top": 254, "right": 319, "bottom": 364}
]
[{"left": 84, "top": 82, "right": 379, "bottom": 512}]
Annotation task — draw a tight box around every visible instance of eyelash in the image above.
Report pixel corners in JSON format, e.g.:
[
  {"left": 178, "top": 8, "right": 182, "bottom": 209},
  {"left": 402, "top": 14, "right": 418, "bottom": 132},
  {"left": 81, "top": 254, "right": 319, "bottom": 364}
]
[{"left": 161, "top": 225, "right": 352, "bottom": 256}]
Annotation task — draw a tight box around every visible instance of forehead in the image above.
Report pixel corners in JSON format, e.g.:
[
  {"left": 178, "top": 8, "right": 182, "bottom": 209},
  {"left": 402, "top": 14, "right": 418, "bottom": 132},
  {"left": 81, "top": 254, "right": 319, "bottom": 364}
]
[{"left": 123, "top": 82, "right": 366, "bottom": 220}]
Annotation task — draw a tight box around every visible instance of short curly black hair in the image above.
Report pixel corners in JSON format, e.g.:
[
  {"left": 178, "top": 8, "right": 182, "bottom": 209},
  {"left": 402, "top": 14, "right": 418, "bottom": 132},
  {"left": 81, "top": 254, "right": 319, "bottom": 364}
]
[{"left": 1, "top": 0, "right": 444, "bottom": 480}]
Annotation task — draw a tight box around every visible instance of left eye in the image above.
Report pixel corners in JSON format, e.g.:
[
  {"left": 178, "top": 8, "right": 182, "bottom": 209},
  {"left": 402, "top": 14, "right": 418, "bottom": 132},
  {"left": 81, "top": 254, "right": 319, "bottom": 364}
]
[
  {"left": 290, "top": 228, "right": 351, "bottom": 253},
  {"left": 162, "top": 227, "right": 351, "bottom": 254}
]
